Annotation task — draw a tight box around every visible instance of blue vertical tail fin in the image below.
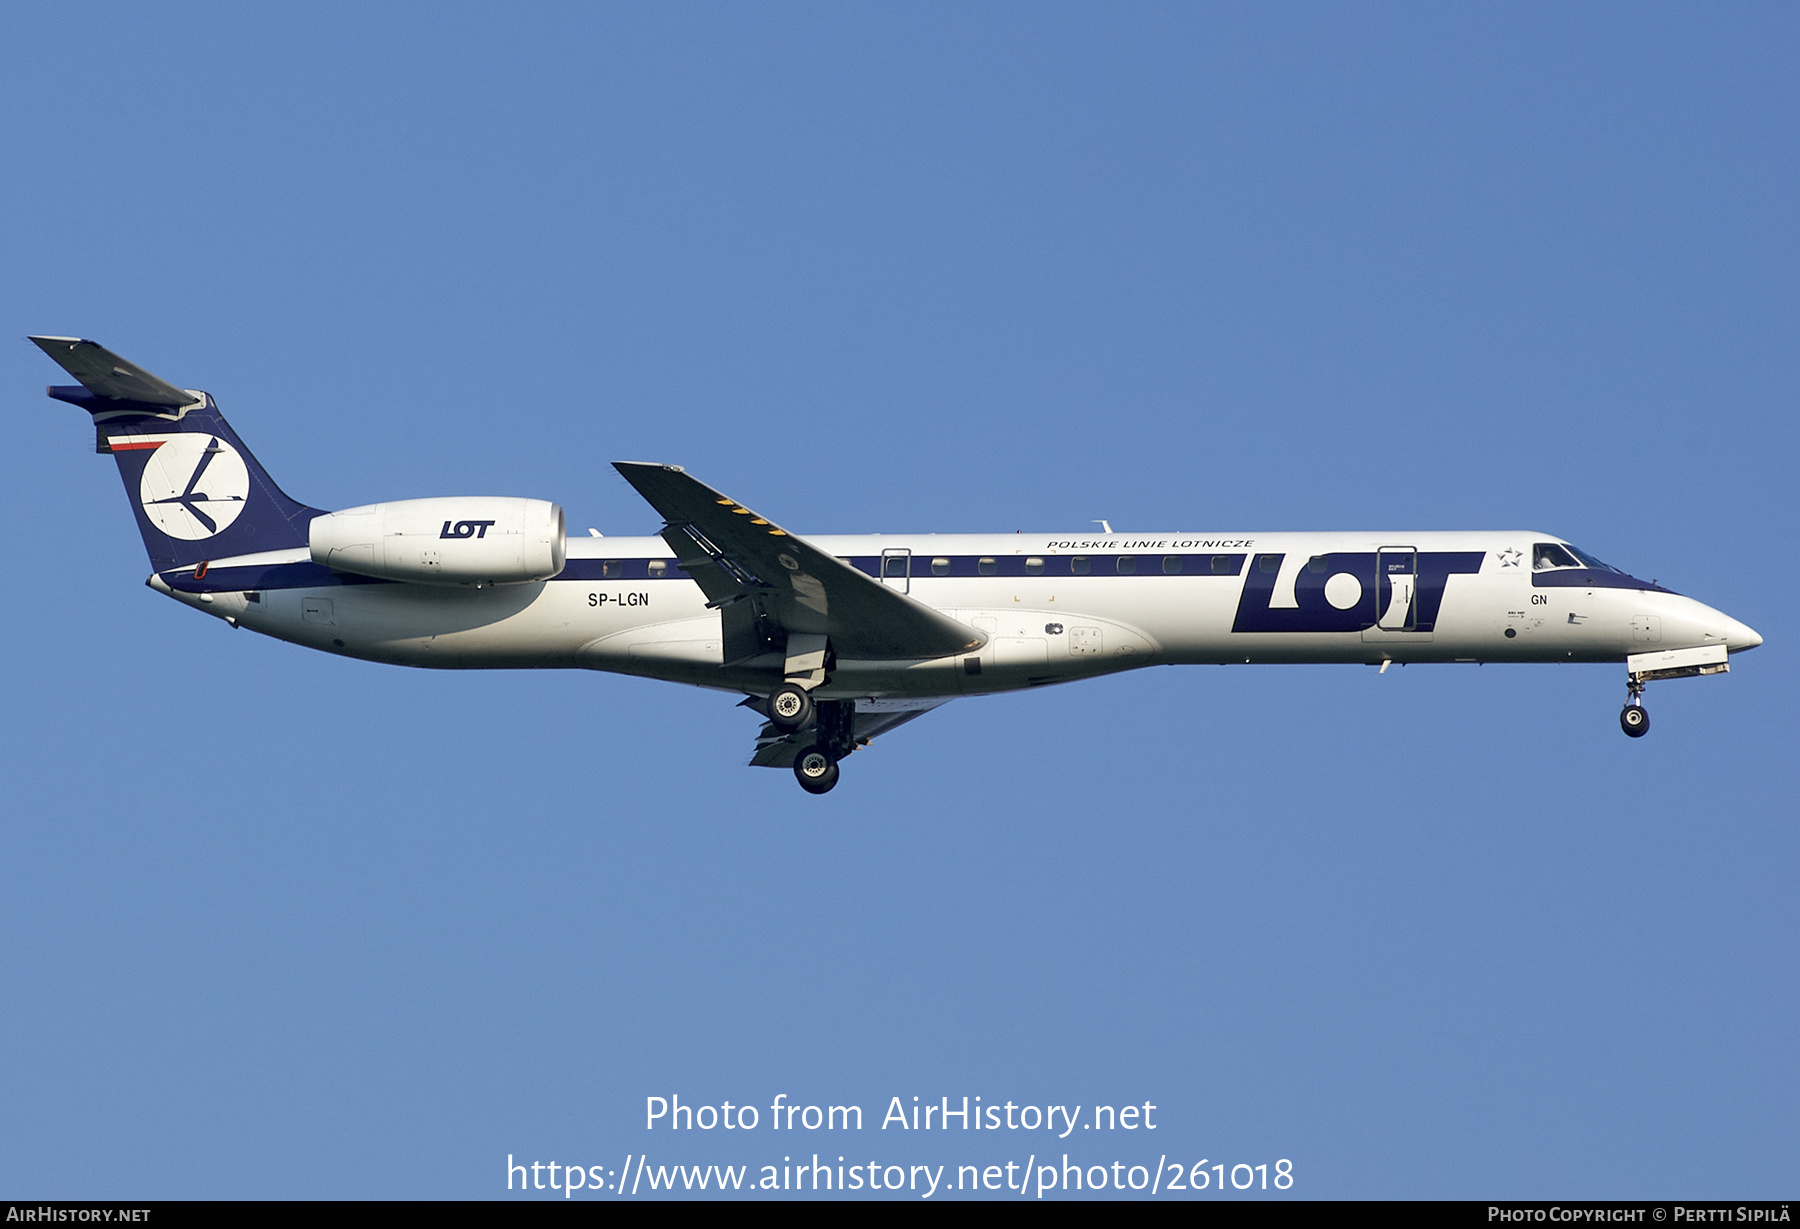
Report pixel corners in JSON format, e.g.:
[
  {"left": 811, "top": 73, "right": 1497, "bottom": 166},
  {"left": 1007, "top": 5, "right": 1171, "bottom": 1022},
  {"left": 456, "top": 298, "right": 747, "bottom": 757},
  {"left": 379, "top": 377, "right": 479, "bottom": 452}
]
[{"left": 32, "top": 337, "right": 325, "bottom": 573}]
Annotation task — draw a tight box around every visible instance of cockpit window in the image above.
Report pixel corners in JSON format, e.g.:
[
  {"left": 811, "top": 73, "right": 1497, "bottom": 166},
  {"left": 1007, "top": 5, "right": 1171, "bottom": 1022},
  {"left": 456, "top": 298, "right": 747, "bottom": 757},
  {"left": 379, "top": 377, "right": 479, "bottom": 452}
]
[
  {"left": 1533, "top": 543, "right": 1581, "bottom": 571},
  {"left": 1567, "top": 546, "right": 1623, "bottom": 574}
]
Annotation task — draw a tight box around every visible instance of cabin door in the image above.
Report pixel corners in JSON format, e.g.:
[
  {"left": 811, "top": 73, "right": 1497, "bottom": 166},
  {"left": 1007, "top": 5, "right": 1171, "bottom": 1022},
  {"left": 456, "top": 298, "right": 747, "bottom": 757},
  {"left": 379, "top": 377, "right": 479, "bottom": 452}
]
[{"left": 1375, "top": 547, "right": 1418, "bottom": 631}]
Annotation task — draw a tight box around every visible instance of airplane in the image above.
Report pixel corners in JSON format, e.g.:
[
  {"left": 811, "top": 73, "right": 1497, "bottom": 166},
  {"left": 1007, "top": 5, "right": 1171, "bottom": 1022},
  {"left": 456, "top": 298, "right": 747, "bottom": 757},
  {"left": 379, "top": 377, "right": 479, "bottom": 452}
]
[{"left": 33, "top": 336, "right": 1763, "bottom": 794}]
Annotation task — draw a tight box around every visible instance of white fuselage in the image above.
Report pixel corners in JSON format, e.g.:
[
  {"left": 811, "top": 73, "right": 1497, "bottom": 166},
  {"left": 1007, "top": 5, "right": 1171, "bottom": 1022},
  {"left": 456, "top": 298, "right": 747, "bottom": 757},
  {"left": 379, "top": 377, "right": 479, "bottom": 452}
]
[{"left": 157, "top": 530, "right": 1761, "bottom": 703}]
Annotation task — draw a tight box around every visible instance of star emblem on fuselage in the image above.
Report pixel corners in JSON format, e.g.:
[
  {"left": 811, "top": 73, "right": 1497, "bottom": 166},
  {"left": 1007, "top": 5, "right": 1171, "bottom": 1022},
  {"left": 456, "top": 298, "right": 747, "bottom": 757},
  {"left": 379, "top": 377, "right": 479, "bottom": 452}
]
[{"left": 1497, "top": 548, "right": 1522, "bottom": 568}]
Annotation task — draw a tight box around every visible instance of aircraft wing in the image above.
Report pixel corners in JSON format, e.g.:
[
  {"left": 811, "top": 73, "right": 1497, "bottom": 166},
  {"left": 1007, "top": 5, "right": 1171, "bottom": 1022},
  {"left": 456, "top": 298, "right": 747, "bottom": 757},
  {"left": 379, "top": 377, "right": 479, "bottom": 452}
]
[
  {"left": 29, "top": 336, "right": 197, "bottom": 407},
  {"left": 748, "top": 698, "right": 950, "bottom": 767},
  {"left": 613, "top": 462, "right": 986, "bottom": 661}
]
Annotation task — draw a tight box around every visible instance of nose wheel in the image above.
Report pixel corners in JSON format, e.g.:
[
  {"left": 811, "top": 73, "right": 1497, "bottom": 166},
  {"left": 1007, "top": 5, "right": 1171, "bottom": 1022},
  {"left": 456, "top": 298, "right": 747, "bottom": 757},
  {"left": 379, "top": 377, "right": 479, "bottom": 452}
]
[{"left": 1620, "top": 678, "right": 1649, "bottom": 738}]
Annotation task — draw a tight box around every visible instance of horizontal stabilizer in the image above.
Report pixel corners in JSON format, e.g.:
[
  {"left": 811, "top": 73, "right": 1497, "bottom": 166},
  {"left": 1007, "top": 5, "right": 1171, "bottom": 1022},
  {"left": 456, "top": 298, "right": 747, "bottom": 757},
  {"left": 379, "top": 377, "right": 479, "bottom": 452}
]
[{"left": 29, "top": 336, "right": 196, "bottom": 406}]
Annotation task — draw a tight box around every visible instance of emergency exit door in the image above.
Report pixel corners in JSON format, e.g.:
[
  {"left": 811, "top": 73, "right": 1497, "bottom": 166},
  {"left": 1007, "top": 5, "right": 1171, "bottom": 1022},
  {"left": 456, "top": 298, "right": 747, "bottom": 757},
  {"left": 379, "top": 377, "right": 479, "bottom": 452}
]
[{"left": 881, "top": 548, "right": 911, "bottom": 594}]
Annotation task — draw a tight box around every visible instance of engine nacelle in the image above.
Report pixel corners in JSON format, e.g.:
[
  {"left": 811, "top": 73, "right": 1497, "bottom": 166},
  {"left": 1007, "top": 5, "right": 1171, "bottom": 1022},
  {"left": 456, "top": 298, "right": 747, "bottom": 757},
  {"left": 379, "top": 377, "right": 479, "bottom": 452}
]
[{"left": 309, "top": 497, "right": 566, "bottom": 586}]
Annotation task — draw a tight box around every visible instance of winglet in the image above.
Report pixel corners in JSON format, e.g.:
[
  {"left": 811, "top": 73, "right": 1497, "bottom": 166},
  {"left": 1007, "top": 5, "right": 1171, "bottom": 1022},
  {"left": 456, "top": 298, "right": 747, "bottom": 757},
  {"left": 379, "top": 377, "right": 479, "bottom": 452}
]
[{"left": 29, "top": 336, "right": 197, "bottom": 407}]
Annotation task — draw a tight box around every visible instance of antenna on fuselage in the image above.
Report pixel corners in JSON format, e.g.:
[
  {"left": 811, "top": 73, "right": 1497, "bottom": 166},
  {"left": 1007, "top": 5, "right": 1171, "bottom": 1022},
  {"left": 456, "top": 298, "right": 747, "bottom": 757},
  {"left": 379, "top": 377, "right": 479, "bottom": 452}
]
[{"left": 1093, "top": 520, "right": 1113, "bottom": 534}]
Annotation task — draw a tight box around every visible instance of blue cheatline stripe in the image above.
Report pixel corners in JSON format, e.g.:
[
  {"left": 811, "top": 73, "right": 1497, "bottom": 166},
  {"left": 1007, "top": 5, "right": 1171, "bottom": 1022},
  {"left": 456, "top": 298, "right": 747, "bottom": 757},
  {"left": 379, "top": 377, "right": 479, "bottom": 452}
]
[
  {"left": 563, "top": 553, "right": 1249, "bottom": 581},
  {"left": 557, "top": 558, "right": 692, "bottom": 581},
  {"left": 163, "top": 560, "right": 389, "bottom": 593},
  {"left": 162, "top": 552, "right": 1254, "bottom": 594},
  {"left": 851, "top": 553, "right": 1249, "bottom": 579}
]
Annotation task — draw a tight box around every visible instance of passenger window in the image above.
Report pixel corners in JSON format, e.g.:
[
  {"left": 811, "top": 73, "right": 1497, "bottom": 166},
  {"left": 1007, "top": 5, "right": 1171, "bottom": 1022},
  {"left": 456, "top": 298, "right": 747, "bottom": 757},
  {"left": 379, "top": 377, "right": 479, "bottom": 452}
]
[
  {"left": 1070, "top": 556, "right": 1091, "bottom": 575},
  {"left": 883, "top": 556, "right": 908, "bottom": 577},
  {"left": 1258, "top": 554, "right": 1281, "bottom": 573},
  {"left": 978, "top": 557, "right": 997, "bottom": 575},
  {"left": 1533, "top": 543, "right": 1581, "bottom": 571},
  {"left": 1163, "top": 555, "right": 1182, "bottom": 575},
  {"left": 1211, "top": 555, "right": 1237, "bottom": 575},
  {"left": 602, "top": 560, "right": 623, "bottom": 579},
  {"left": 1025, "top": 557, "right": 1044, "bottom": 575},
  {"left": 931, "top": 557, "right": 950, "bottom": 576},
  {"left": 647, "top": 560, "right": 667, "bottom": 578},
  {"left": 1117, "top": 556, "right": 1137, "bottom": 575},
  {"left": 1307, "top": 555, "right": 1329, "bottom": 573}
]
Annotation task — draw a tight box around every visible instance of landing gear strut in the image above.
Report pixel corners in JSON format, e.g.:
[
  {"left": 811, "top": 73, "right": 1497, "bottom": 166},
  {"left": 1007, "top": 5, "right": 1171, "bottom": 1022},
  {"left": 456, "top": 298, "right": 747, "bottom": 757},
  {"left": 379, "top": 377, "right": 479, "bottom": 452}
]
[
  {"left": 1620, "top": 679, "right": 1649, "bottom": 738},
  {"left": 790, "top": 699, "right": 855, "bottom": 794},
  {"left": 1615, "top": 643, "right": 1733, "bottom": 739}
]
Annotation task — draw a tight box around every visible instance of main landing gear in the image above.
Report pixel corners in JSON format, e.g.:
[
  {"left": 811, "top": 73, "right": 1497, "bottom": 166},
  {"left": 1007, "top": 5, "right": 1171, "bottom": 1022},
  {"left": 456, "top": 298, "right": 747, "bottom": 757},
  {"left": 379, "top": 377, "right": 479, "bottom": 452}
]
[
  {"left": 1620, "top": 678, "right": 1649, "bottom": 738},
  {"left": 768, "top": 682, "right": 814, "bottom": 733},
  {"left": 793, "top": 745, "right": 840, "bottom": 794},
  {"left": 764, "top": 683, "right": 838, "bottom": 792},
  {"left": 771, "top": 694, "right": 855, "bottom": 795}
]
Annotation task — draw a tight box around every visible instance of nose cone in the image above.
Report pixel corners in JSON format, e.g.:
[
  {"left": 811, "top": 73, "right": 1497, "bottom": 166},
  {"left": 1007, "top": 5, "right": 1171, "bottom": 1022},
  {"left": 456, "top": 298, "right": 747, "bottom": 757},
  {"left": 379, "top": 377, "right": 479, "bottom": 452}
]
[
  {"left": 1666, "top": 595, "right": 1762, "bottom": 652},
  {"left": 1724, "top": 615, "right": 1763, "bottom": 653}
]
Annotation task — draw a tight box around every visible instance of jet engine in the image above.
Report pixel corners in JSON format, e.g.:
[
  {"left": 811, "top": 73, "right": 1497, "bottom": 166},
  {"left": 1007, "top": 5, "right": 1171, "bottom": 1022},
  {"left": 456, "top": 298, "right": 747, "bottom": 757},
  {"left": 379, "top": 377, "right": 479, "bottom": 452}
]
[{"left": 309, "top": 497, "right": 566, "bottom": 586}]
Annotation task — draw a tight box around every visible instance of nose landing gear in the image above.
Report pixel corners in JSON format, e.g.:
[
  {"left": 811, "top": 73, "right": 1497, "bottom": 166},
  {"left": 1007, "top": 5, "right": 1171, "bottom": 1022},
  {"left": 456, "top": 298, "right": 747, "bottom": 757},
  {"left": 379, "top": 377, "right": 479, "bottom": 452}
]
[
  {"left": 1619, "top": 677, "right": 1649, "bottom": 738},
  {"left": 1616, "top": 643, "right": 1734, "bottom": 738}
]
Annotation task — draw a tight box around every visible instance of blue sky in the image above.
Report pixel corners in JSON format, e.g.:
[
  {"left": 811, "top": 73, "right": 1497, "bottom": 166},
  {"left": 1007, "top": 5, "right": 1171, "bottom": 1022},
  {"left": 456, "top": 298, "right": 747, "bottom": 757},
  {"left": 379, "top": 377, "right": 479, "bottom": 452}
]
[{"left": 2, "top": 2, "right": 1793, "bottom": 1199}]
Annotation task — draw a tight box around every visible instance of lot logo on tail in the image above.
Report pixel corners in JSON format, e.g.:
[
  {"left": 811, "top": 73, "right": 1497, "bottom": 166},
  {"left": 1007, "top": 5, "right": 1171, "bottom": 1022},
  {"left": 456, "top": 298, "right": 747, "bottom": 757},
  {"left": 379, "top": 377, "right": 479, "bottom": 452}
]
[{"left": 111, "top": 434, "right": 250, "bottom": 540}]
